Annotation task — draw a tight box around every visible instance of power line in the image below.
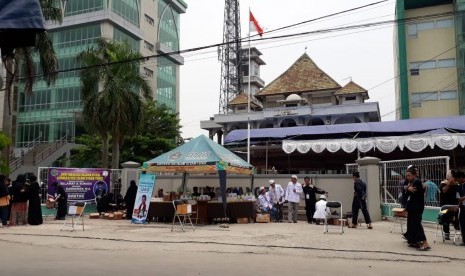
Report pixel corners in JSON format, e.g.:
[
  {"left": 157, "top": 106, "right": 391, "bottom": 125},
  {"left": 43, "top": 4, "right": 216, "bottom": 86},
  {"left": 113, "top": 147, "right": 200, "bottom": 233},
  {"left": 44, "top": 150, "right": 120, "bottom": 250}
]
[{"left": 16, "top": 10, "right": 462, "bottom": 82}]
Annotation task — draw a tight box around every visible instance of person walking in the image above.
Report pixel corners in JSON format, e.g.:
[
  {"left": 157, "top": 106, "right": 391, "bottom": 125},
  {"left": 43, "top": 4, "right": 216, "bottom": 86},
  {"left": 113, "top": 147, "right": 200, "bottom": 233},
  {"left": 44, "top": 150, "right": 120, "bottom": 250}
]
[
  {"left": 268, "top": 180, "right": 285, "bottom": 222},
  {"left": 454, "top": 170, "right": 465, "bottom": 246},
  {"left": 51, "top": 182, "right": 68, "bottom": 220},
  {"left": 27, "top": 175, "right": 43, "bottom": 225},
  {"left": 402, "top": 167, "right": 430, "bottom": 250},
  {"left": 0, "top": 175, "right": 10, "bottom": 227},
  {"left": 124, "top": 180, "right": 138, "bottom": 220},
  {"left": 9, "top": 174, "right": 29, "bottom": 226},
  {"left": 350, "top": 171, "right": 373, "bottom": 229},
  {"left": 285, "top": 175, "right": 303, "bottom": 223},
  {"left": 302, "top": 176, "right": 326, "bottom": 224}
]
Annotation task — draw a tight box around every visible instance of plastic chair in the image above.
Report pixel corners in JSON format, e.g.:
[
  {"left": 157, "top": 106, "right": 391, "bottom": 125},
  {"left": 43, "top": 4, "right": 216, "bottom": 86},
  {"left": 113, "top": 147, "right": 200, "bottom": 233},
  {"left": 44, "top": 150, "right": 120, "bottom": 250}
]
[
  {"left": 61, "top": 202, "right": 86, "bottom": 232},
  {"left": 390, "top": 207, "right": 407, "bottom": 234},
  {"left": 324, "top": 201, "right": 344, "bottom": 234},
  {"left": 171, "top": 200, "right": 195, "bottom": 232},
  {"left": 434, "top": 205, "right": 461, "bottom": 244}
]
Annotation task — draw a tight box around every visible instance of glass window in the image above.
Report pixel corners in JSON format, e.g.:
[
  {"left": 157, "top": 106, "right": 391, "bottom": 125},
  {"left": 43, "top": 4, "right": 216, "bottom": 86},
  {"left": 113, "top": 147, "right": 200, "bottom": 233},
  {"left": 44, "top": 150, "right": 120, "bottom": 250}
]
[
  {"left": 143, "top": 67, "right": 153, "bottom": 77},
  {"left": 436, "top": 18, "right": 453, "bottom": 29},
  {"left": 409, "top": 61, "right": 436, "bottom": 70},
  {"left": 145, "top": 14, "right": 155, "bottom": 26},
  {"left": 440, "top": 90, "right": 458, "bottom": 100},
  {"left": 112, "top": 0, "right": 140, "bottom": 27},
  {"left": 345, "top": 96, "right": 356, "bottom": 101},
  {"left": 408, "top": 24, "right": 417, "bottom": 38},
  {"left": 438, "top": 58, "right": 456, "bottom": 68},
  {"left": 417, "top": 21, "right": 434, "bottom": 31}
]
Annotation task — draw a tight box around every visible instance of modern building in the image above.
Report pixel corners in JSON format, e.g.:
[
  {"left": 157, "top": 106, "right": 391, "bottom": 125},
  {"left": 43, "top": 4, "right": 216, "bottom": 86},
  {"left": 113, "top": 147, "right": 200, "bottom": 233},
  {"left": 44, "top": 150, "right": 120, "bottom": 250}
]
[
  {"left": 14, "top": 0, "right": 187, "bottom": 147},
  {"left": 395, "top": 0, "right": 465, "bottom": 120},
  {"left": 201, "top": 50, "right": 380, "bottom": 143}
]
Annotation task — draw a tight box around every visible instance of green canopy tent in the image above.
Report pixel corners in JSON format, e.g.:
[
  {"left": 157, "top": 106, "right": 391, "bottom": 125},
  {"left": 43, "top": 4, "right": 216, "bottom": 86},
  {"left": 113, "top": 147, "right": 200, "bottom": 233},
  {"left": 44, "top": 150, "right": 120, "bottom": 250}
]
[{"left": 142, "top": 135, "right": 254, "bottom": 217}]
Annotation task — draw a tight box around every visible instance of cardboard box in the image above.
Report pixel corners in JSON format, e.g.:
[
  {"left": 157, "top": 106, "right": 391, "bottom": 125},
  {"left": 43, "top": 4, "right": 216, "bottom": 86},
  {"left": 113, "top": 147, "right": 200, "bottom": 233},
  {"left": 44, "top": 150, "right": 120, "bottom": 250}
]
[
  {"left": 256, "top": 213, "right": 270, "bottom": 223},
  {"left": 176, "top": 204, "right": 192, "bottom": 214},
  {"left": 393, "top": 208, "right": 407, "bottom": 218},
  {"left": 237, "top": 217, "right": 248, "bottom": 224},
  {"left": 334, "top": 219, "right": 348, "bottom": 226},
  {"left": 89, "top": 213, "right": 100, "bottom": 219},
  {"left": 113, "top": 212, "right": 124, "bottom": 220},
  {"left": 163, "top": 194, "right": 171, "bottom": 201}
]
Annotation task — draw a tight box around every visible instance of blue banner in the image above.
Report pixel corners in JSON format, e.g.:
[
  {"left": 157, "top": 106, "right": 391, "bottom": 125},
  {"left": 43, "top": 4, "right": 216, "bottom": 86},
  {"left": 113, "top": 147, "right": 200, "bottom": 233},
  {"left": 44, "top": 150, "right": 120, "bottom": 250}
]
[{"left": 131, "top": 174, "right": 156, "bottom": 224}]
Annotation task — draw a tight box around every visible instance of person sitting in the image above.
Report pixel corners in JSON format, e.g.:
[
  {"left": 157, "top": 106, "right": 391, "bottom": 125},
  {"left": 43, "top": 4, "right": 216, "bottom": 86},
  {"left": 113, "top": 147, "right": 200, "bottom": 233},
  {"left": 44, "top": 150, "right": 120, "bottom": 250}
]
[
  {"left": 258, "top": 186, "right": 277, "bottom": 221},
  {"left": 313, "top": 194, "right": 330, "bottom": 225},
  {"left": 192, "top": 186, "right": 201, "bottom": 197}
]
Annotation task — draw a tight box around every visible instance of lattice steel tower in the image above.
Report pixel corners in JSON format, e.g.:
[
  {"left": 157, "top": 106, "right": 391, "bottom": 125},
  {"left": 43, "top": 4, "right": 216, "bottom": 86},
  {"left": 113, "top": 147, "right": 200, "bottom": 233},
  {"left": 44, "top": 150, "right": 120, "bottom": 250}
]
[{"left": 218, "top": 0, "right": 242, "bottom": 114}]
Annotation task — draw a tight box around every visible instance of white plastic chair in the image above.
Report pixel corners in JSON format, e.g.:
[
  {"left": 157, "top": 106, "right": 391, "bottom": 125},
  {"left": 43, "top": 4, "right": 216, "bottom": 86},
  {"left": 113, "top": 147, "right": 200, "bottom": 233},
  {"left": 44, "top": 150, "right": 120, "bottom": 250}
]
[
  {"left": 61, "top": 202, "right": 86, "bottom": 232},
  {"left": 171, "top": 200, "right": 195, "bottom": 232}
]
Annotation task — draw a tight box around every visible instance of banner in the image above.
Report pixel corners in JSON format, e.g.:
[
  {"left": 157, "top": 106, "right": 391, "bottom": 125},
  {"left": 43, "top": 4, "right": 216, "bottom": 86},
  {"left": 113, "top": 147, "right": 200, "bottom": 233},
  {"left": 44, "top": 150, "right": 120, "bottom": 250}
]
[
  {"left": 132, "top": 173, "right": 156, "bottom": 224},
  {"left": 47, "top": 168, "right": 110, "bottom": 203}
]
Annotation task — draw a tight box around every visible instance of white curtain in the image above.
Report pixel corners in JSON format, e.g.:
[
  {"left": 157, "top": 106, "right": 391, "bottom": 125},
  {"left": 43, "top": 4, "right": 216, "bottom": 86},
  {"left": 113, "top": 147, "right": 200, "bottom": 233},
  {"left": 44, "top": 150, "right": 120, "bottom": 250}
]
[{"left": 282, "top": 133, "right": 465, "bottom": 154}]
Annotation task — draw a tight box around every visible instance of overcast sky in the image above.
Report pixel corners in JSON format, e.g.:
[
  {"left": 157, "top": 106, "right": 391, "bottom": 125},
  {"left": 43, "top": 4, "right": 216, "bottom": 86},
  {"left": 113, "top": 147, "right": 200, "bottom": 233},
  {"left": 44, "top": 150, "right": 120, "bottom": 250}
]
[{"left": 179, "top": 0, "right": 396, "bottom": 139}]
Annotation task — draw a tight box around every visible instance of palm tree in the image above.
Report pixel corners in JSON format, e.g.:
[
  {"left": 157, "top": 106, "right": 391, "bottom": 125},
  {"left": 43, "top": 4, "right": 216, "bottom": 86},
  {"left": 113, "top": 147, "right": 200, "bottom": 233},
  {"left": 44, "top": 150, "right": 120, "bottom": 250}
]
[
  {"left": 77, "top": 38, "right": 153, "bottom": 169},
  {"left": 1, "top": 0, "right": 61, "bottom": 165}
]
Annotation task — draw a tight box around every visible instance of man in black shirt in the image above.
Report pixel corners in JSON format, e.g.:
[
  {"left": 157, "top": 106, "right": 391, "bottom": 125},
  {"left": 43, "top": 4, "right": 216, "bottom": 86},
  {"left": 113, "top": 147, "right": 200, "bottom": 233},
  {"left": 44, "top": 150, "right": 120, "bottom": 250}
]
[
  {"left": 302, "top": 176, "right": 326, "bottom": 224},
  {"left": 439, "top": 172, "right": 460, "bottom": 240},
  {"left": 454, "top": 170, "right": 465, "bottom": 246}
]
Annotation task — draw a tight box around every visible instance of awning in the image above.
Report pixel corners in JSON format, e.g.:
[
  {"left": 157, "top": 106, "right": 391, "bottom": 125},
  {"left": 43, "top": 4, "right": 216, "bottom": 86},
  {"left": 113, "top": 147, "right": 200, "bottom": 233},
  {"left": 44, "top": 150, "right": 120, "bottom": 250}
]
[{"left": 224, "top": 115, "right": 465, "bottom": 143}]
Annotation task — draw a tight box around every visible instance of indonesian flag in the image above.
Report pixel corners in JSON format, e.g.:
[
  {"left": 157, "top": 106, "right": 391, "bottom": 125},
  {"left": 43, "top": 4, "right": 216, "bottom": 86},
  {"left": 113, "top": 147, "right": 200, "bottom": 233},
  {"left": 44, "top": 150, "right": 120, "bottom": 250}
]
[{"left": 249, "top": 11, "right": 263, "bottom": 36}]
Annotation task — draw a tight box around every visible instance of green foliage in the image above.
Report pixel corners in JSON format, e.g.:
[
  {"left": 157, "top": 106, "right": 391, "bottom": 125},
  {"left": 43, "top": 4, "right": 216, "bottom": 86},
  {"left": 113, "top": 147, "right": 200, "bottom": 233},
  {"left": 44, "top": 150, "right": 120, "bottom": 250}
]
[
  {"left": 0, "top": 132, "right": 12, "bottom": 150},
  {"left": 142, "top": 100, "right": 181, "bottom": 140},
  {"left": 70, "top": 134, "right": 103, "bottom": 168}
]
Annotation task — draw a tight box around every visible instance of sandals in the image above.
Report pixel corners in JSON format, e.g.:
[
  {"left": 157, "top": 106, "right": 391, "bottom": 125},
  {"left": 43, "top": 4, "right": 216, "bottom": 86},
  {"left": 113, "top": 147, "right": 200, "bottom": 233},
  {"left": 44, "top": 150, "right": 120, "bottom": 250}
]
[
  {"left": 367, "top": 225, "right": 373, "bottom": 229},
  {"left": 416, "top": 242, "right": 431, "bottom": 251}
]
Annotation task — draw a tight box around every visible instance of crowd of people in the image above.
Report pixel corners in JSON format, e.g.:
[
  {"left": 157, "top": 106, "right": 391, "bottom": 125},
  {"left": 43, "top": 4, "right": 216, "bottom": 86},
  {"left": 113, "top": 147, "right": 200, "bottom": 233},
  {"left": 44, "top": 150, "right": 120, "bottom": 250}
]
[
  {"left": 256, "top": 174, "right": 374, "bottom": 228},
  {"left": 0, "top": 173, "right": 50, "bottom": 227}
]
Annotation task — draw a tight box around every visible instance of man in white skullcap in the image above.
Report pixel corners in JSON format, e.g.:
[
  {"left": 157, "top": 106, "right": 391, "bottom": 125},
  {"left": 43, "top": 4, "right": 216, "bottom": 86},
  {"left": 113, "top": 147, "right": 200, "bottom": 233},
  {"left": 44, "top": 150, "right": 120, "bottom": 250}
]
[
  {"left": 285, "top": 175, "right": 303, "bottom": 223},
  {"left": 268, "top": 180, "right": 285, "bottom": 222}
]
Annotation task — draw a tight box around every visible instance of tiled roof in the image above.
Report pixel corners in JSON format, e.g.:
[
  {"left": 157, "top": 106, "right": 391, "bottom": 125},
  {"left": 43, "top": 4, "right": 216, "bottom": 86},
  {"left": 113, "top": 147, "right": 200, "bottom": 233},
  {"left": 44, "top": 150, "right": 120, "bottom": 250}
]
[
  {"left": 334, "top": 81, "right": 368, "bottom": 95},
  {"left": 257, "top": 53, "right": 341, "bottom": 96},
  {"left": 228, "top": 93, "right": 263, "bottom": 108}
]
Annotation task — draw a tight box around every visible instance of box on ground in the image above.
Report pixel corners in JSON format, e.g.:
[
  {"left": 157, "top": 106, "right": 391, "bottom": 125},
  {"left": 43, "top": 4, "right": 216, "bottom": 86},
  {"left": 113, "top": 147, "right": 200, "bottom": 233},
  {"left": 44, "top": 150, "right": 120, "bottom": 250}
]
[
  {"left": 89, "top": 213, "right": 100, "bottom": 219},
  {"left": 176, "top": 204, "right": 192, "bottom": 214},
  {"left": 237, "top": 217, "right": 248, "bottom": 224},
  {"left": 256, "top": 213, "right": 270, "bottom": 223}
]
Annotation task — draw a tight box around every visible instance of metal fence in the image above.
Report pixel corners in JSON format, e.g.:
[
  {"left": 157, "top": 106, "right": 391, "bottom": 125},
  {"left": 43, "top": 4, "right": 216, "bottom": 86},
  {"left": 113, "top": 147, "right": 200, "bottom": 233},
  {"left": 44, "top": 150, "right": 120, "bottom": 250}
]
[
  {"left": 346, "top": 156, "right": 449, "bottom": 208},
  {"left": 37, "top": 167, "right": 122, "bottom": 204}
]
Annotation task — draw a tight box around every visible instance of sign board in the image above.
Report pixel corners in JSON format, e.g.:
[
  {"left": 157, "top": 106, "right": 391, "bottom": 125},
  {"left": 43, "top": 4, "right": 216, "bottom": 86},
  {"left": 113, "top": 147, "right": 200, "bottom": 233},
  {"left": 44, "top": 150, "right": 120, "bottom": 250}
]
[
  {"left": 132, "top": 174, "right": 156, "bottom": 224},
  {"left": 47, "top": 168, "right": 110, "bottom": 203}
]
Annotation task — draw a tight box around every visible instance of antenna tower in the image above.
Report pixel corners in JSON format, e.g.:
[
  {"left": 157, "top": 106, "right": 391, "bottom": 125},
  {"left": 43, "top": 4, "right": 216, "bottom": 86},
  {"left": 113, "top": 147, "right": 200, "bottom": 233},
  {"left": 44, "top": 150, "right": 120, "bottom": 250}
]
[{"left": 218, "top": 0, "right": 242, "bottom": 114}]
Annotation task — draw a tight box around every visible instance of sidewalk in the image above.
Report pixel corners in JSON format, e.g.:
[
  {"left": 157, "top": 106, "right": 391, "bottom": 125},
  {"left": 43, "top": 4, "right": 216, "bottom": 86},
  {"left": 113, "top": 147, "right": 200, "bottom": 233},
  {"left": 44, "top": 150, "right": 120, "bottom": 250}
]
[{"left": 1, "top": 218, "right": 463, "bottom": 263}]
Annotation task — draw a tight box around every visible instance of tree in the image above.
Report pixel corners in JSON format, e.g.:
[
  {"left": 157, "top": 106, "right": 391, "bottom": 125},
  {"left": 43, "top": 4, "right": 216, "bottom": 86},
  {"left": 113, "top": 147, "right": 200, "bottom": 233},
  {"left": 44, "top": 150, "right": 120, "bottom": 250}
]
[
  {"left": 70, "top": 100, "right": 182, "bottom": 167},
  {"left": 77, "top": 38, "right": 153, "bottom": 169},
  {"left": 119, "top": 100, "right": 182, "bottom": 163}
]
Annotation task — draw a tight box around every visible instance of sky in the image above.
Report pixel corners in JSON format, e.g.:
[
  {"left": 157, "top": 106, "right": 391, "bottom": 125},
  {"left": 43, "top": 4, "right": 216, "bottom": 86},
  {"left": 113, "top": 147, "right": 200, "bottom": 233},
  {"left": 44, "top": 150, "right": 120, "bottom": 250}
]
[{"left": 179, "top": 0, "right": 397, "bottom": 139}]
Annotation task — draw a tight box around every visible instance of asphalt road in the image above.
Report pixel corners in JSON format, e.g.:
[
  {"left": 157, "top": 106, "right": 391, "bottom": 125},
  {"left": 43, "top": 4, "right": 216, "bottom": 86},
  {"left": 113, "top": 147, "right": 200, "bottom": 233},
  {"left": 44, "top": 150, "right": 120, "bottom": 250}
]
[{"left": 0, "top": 220, "right": 463, "bottom": 276}]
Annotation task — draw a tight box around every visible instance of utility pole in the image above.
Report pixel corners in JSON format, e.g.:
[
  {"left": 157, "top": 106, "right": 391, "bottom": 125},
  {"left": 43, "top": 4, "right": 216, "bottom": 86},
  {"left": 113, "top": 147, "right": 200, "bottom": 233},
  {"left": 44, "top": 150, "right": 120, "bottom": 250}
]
[{"left": 218, "top": 0, "right": 242, "bottom": 115}]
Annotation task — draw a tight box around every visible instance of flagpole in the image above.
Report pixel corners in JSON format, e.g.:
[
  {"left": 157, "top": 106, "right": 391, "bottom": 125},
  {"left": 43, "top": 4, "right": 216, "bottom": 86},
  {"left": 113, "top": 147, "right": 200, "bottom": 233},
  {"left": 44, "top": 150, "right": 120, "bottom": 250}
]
[{"left": 247, "top": 8, "right": 251, "bottom": 164}]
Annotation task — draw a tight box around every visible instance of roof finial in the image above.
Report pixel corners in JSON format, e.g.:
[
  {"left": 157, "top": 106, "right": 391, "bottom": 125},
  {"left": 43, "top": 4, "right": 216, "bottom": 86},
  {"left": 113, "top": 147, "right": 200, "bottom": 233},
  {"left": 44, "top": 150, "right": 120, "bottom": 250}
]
[
  {"left": 304, "top": 46, "right": 308, "bottom": 53},
  {"left": 342, "top": 76, "right": 352, "bottom": 82}
]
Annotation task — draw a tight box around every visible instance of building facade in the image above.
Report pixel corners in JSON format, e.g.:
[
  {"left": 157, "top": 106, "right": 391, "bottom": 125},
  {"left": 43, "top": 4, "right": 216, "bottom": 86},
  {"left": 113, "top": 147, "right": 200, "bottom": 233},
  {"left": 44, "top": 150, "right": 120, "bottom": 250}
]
[
  {"left": 15, "top": 0, "right": 186, "bottom": 147},
  {"left": 201, "top": 50, "right": 380, "bottom": 143},
  {"left": 395, "top": 0, "right": 465, "bottom": 120}
]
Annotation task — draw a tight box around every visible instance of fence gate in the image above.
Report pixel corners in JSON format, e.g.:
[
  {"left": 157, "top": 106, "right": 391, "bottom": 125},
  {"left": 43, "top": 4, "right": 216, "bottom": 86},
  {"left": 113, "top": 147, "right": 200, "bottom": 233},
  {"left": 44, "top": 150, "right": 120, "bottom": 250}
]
[{"left": 346, "top": 156, "right": 449, "bottom": 208}]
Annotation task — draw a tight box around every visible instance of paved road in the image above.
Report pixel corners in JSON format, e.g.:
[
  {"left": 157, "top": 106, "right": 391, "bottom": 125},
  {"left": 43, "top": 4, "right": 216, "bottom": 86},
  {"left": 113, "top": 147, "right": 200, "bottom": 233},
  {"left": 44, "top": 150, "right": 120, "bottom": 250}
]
[{"left": 0, "top": 220, "right": 463, "bottom": 275}]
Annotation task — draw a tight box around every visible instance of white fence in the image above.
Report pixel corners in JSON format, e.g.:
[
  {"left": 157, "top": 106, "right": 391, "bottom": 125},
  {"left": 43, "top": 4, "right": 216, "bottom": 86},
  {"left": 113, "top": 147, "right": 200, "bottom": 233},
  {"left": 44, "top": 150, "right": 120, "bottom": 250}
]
[{"left": 346, "top": 156, "right": 449, "bottom": 208}]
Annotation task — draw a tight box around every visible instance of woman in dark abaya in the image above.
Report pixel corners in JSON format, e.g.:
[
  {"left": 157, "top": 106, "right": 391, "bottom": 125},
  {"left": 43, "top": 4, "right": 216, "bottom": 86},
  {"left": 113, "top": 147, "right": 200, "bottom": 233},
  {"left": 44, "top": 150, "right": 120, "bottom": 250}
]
[
  {"left": 124, "top": 180, "right": 138, "bottom": 220},
  {"left": 27, "top": 175, "right": 43, "bottom": 225},
  {"left": 9, "top": 174, "right": 28, "bottom": 226},
  {"left": 52, "top": 182, "right": 68, "bottom": 220},
  {"left": 402, "top": 167, "right": 431, "bottom": 251}
]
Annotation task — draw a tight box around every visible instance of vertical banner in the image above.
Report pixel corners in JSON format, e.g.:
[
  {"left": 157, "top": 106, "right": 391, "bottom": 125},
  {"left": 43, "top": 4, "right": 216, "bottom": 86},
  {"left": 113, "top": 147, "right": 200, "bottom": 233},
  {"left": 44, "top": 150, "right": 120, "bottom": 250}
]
[
  {"left": 132, "top": 173, "right": 156, "bottom": 224},
  {"left": 48, "top": 168, "right": 110, "bottom": 203}
]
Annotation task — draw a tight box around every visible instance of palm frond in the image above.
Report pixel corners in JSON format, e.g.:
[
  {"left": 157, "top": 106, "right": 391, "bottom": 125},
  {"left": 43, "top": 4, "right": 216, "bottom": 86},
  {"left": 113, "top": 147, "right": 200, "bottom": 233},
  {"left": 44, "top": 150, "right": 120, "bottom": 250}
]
[
  {"left": 35, "top": 31, "right": 58, "bottom": 86},
  {"left": 18, "top": 48, "right": 36, "bottom": 95},
  {"left": 40, "top": 0, "right": 63, "bottom": 23}
]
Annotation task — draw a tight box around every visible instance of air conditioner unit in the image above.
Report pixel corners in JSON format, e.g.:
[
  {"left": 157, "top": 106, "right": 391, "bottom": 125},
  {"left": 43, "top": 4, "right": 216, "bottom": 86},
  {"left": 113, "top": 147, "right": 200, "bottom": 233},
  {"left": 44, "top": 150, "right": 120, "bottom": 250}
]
[{"left": 325, "top": 120, "right": 331, "bottom": 125}]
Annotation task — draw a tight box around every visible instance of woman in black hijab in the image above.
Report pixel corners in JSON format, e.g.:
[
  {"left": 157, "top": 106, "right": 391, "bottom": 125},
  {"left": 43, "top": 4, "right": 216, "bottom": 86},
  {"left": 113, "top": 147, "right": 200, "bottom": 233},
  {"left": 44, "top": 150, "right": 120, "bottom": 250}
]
[
  {"left": 124, "top": 180, "right": 138, "bottom": 220},
  {"left": 9, "top": 174, "right": 28, "bottom": 225},
  {"left": 27, "top": 175, "right": 43, "bottom": 225},
  {"left": 52, "top": 182, "right": 68, "bottom": 220}
]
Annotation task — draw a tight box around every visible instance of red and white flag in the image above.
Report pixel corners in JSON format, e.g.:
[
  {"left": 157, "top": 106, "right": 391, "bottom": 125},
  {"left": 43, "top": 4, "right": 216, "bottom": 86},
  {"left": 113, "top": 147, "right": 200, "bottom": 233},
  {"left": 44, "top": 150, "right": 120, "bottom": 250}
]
[{"left": 249, "top": 11, "right": 263, "bottom": 36}]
